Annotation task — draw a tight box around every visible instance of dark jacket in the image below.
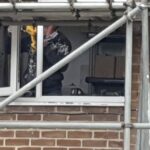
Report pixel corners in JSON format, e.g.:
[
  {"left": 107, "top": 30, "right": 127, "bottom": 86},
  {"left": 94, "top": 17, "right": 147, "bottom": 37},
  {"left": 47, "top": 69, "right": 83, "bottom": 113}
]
[{"left": 42, "top": 31, "right": 72, "bottom": 92}]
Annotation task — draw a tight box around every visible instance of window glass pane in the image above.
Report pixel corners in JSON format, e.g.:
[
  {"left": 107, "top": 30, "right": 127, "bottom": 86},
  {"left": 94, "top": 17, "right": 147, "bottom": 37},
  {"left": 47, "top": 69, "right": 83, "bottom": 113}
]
[
  {"left": 0, "top": 26, "right": 11, "bottom": 87},
  {"left": 42, "top": 26, "right": 125, "bottom": 96}
]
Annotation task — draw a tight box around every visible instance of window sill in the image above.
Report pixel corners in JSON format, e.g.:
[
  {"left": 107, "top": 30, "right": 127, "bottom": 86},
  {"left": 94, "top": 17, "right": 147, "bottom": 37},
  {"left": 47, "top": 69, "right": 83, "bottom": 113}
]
[{"left": 0, "top": 96, "right": 124, "bottom": 106}]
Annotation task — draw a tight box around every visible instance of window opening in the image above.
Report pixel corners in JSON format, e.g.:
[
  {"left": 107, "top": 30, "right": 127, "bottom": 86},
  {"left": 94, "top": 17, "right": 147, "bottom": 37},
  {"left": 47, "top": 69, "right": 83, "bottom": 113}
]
[
  {"left": 41, "top": 25, "right": 125, "bottom": 96},
  {"left": 0, "top": 24, "right": 125, "bottom": 105},
  {"left": 0, "top": 25, "right": 18, "bottom": 96},
  {"left": 0, "top": 26, "right": 11, "bottom": 87}
]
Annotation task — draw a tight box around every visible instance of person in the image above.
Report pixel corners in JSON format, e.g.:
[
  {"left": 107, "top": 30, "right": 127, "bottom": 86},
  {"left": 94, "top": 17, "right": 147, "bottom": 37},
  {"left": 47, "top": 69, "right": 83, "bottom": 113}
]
[
  {"left": 23, "top": 25, "right": 72, "bottom": 96},
  {"left": 42, "top": 25, "right": 72, "bottom": 95}
]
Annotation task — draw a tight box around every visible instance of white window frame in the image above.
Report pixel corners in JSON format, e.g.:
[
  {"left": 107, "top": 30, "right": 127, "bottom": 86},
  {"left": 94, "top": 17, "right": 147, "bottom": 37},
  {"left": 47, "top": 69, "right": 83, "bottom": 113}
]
[
  {"left": 0, "top": 25, "right": 124, "bottom": 106},
  {"left": 0, "top": 26, "right": 19, "bottom": 96}
]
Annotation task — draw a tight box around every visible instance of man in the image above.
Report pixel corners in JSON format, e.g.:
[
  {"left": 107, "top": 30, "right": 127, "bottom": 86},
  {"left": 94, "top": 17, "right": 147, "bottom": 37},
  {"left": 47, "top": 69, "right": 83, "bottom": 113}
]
[
  {"left": 23, "top": 25, "right": 72, "bottom": 95},
  {"left": 42, "top": 25, "right": 72, "bottom": 95}
]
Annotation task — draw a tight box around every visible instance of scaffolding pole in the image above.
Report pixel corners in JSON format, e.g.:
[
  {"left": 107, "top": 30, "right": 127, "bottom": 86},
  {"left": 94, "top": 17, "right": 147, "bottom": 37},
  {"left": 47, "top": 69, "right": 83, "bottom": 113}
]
[
  {"left": 0, "top": 6, "right": 141, "bottom": 109},
  {"left": 139, "top": 0, "right": 150, "bottom": 149},
  {"left": 0, "top": 122, "right": 149, "bottom": 130},
  {"left": 0, "top": 122, "right": 122, "bottom": 129},
  {"left": 124, "top": 1, "right": 133, "bottom": 149},
  {"left": 0, "top": 2, "right": 125, "bottom": 10}
]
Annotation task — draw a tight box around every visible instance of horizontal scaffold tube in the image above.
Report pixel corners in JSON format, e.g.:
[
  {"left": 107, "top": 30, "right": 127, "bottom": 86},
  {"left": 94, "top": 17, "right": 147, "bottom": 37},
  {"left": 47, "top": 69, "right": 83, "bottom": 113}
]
[
  {"left": 0, "top": 6, "right": 141, "bottom": 109},
  {"left": 133, "top": 123, "right": 150, "bottom": 129},
  {"left": 0, "top": 2, "right": 126, "bottom": 10},
  {"left": 0, "top": 122, "right": 122, "bottom": 129},
  {"left": 0, "top": 122, "right": 149, "bottom": 129}
]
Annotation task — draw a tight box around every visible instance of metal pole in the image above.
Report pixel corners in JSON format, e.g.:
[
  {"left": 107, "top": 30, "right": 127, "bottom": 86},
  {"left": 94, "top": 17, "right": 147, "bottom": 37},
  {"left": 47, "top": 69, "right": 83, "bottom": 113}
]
[
  {"left": 124, "top": 1, "right": 133, "bottom": 150},
  {"left": 133, "top": 123, "right": 150, "bottom": 129},
  {"left": 0, "top": 2, "right": 126, "bottom": 10},
  {"left": 1, "top": 2, "right": 150, "bottom": 11},
  {"left": 0, "top": 7, "right": 141, "bottom": 109},
  {"left": 36, "top": 26, "right": 44, "bottom": 98},
  {"left": 1, "top": 121, "right": 150, "bottom": 129},
  {"left": 0, "top": 122, "right": 122, "bottom": 129},
  {"left": 138, "top": 0, "right": 150, "bottom": 149}
]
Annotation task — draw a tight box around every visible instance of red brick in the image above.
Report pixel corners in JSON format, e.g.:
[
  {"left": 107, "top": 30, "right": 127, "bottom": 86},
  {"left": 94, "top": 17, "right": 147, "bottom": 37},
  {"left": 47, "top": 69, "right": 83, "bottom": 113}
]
[
  {"left": 57, "top": 107, "right": 81, "bottom": 112},
  {"left": 5, "top": 106, "right": 30, "bottom": 113},
  {"left": 94, "top": 132, "right": 119, "bottom": 139},
  {"left": 108, "top": 140, "right": 123, "bottom": 148},
  {"left": 131, "top": 135, "right": 136, "bottom": 144},
  {"left": 43, "top": 148, "right": 67, "bottom": 150},
  {"left": 133, "top": 37, "right": 141, "bottom": 50},
  {"left": 132, "top": 83, "right": 139, "bottom": 91},
  {"left": 69, "top": 148, "right": 93, "bottom": 150},
  {"left": 32, "top": 106, "right": 55, "bottom": 113},
  {"left": 132, "top": 74, "right": 140, "bottom": 83},
  {"left": 82, "top": 107, "right": 106, "bottom": 113},
  {"left": 31, "top": 139, "right": 55, "bottom": 146},
  {"left": 16, "top": 131, "right": 39, "bottom": 138},
  {"left": 131, "top": 111, "right": 138, "bottom": 118},
  {"left": 0, "top": 114, "right": 16, "bottom": 120},
  {"left": 133, "top": 47, "right": 140, "bottom": 54},
  {"left": 17, "top": 114, "right": 41, "bottom": 120},
  {"left": 18, "top": 148, "right": 41, "bottom": 150},
  {"left": 131, "top": 129, "right": 137, "bottom": 135},
  {"left": 131, "top": 144, "right": 136, "bottom": 150},
  {"left": 120, "top": 132, "right": 123, "bottom": 139},
  {"left": 131, "top": 117, "right": 137, "bottom": 122},
  {"left": 132, "top": 65, "right": 140, "bottom": 73},
  {"left": 108, "top": 107, "right": 124, "bottom": 114},
  {"left": 0, "top": 131, "right": 14, "bottom": 137},
  {"left": 131, "top": 102, "right": 138, "bottom": 110},
  {"left": 95, "top": 149, "right": 121, "bottom": 150},
  {"left": 69, "top": 115, "right": 92, "bottom": 121},
  {"left": 0, "top": 140, "right": 3, "bottom": 145},
  {"left": 43, "top": 114, "right": 67, "bottom": 121},
  {"left": 6, "top": 139, "right": 29, "bottom": 146},
  {"left": 120, "top": 115, "right": 124, "bottom": 122},
  {"left": 68, "top": 131, "right": 92, "bottom": 138},
  {"left": 57, "top": 140, "right": 81, "bottom": 147},
  {"left": 0, "top": 148, "right": 15, "bottom": 150},
  {"left": 132, "top": 91, "right": 139, "bottom": 100},
  {"left": 83, "top": 140, "right": 107, "bottom": 147},
  {"left": 42, "top": 131, "right": 66, "bottom": 138},
  {"left": 94, "top": 114, "right": 118, "bottom": 121},
  {"left": 133, "top": 55, "right": 140, "bottom": 64}
]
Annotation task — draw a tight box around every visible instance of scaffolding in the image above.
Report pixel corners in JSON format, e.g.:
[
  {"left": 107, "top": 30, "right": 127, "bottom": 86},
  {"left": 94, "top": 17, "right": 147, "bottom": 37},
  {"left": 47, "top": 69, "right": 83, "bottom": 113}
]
[{"left": 0, "top": 0, "right": 149, "bottom": 150}]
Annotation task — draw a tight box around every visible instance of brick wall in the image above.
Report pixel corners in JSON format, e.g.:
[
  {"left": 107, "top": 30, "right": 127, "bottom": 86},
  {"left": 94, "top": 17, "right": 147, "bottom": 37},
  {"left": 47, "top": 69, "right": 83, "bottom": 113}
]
[
  {"left": 0, "top": 25, "right": 141, "bottom": 150},
  {"left": 0, "top": 106, "right": 124, "bottom": 150}
]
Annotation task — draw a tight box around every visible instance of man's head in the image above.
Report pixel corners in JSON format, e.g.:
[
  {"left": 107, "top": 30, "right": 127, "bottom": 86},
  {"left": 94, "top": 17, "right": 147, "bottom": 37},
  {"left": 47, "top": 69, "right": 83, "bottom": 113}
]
[{"left": 44, "top": 25, "right": 58, "bottom": 37}]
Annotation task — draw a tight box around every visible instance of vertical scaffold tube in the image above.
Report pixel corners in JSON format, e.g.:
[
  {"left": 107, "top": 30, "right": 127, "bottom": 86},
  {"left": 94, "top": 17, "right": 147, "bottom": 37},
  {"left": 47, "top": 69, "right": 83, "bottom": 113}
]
[
  {"left": 139, "top": 0, "right": 150, "bottom": 149},
  {"left": 124, "top": 1, "right": 133, "bottom": 150}
]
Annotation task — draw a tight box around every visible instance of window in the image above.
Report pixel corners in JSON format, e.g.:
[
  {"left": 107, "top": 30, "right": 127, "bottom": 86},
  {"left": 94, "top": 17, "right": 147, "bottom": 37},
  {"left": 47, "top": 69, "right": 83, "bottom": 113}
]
[
  {"left": 0, "top": 26, "right": 18, "bottom": 96},
  {"left": 0, "top": 25, "right": 125, "bottom": 106}
]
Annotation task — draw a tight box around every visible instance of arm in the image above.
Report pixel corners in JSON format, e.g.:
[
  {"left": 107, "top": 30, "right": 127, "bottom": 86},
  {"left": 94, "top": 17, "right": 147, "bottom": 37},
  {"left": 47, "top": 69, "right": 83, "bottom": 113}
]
[{"left": 44, "top": 39, "right": 72, "bottom": 72}]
